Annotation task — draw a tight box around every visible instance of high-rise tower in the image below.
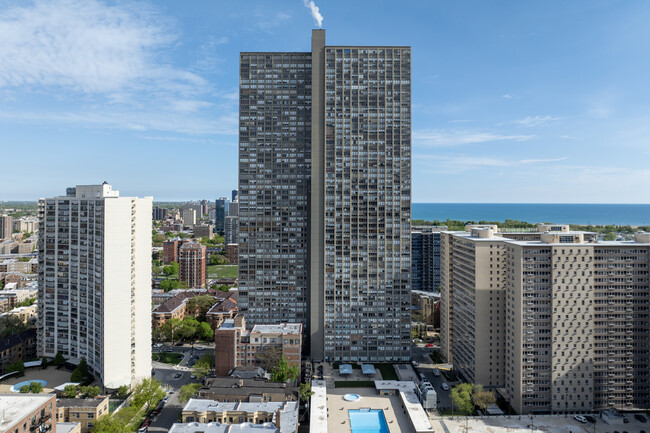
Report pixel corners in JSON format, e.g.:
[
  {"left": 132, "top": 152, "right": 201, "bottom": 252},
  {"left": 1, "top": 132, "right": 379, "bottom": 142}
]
[
  {"left": 37, "top": 183, "right": 152, "bottom": 388},
  {"left": 239, "top": 30, "right": 411, "bottom": 362}
]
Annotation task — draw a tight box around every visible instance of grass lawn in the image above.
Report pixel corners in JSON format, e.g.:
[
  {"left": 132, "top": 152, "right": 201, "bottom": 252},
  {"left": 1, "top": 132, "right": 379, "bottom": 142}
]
[
  {"left": 374, "top": 363, "right": 398, "bottom": 380},
  {"left": 334, "top": 381, "right": 375, "bottom": 388},
  {"left": 207, "top": 265, "right": 238, "bottom": 278},
  {"left": 152, "top": 352, "right": 183, "bottom": 364}
]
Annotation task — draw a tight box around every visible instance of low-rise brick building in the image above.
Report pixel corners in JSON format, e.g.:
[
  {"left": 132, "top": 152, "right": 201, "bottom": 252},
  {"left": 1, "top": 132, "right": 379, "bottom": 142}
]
[
  {"left": 0, "top": 393, "right": 57, "bottom": 433},
  {"left": 56, "top": 397, "right": 109, "bottom": 433},
  {"left": 214, "top": 315, "right": 301, "bottom": 377},
  {"left": 0, "top": 329, "right": 37, "bottom": 374}
]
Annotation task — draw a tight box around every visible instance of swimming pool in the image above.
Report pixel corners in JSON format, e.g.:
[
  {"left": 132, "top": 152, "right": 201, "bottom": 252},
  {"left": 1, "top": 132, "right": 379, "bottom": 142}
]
[
  {"left": 348, "top": 409, "right": 390, "bottom": 433},
  {"left": 10, "top": 380, "right": 47, "bottom": 392}
]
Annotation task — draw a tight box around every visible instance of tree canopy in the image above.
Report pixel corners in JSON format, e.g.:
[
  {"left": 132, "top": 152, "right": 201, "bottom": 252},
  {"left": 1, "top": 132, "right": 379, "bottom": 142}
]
[{"left": 270, "top": 355, "right": 299, "bottom": 383}]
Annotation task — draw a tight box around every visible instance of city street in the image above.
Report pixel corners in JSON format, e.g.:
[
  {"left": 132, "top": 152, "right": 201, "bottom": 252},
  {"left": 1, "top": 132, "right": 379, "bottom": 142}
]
[
  {"left": 412, "top": 344, "right": 454, "bottom": 411},
  {"left": 147, "top": 345, "right": 206, "bottom": 432}
]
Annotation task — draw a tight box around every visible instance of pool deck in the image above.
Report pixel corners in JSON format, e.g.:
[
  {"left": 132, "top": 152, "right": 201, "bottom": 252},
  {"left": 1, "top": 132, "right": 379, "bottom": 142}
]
[
  {"left": 327, "top": 387, "right": 415, "bottom": 433},
  {"left": 0, "top": 366, "right": 73, "bottom": 393}
]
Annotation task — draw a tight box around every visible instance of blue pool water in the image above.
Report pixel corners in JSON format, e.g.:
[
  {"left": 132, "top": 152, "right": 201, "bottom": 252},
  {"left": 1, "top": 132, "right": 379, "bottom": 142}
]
[
  {"left": 349, "top": 409, "right": 390, "bottom": 433},
  {"left": 10, "top": 379, "right": 47, "bottom": 392}
]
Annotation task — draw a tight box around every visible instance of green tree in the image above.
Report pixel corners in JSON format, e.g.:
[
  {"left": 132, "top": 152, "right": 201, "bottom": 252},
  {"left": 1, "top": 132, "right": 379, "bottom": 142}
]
[
  {"left": 603, "top": 232, "right": 618, "bottom": 241},
  {"left": 53, "top": 351, "right": 66, "bottom": 367},
  {"left": 450, "top": 383, "right": 474, "bottom": 414},
  {"left": 130, "top": 378, "right": 165, "bottom": 409},
  {"left": 80, "top": 385, "right": 102, "bottom": 398},
  {"left": 299, "top": 383, "right": 314, "bottom": 402},
  {"left": 20, "top": 381, "right": 43, "bottom": 393},
  {"left": 63, "top": 384, "right": 78, "bottom": 398},
  {"left": 91, "top": 415, "right": 126, "bottom": 433},
  {"left": 177, "top": 317, "right": 200, "bottom": 341},
  {"left": 41, "top": 356, "right": 49, "bottom": 369},
  {"left": 0, "top": 315, "right": 29, "bottom": 338},
  {"left": 209, "top": 254, "right": 220, "bottom": 265},
  {"left": 71, "top": 357, "right": 90, "bottom": 382},
  {"left": 197, "top": 322, "right": 214, "bottom": 341},
  {"left": 192, "top": 354, "right": 214, "bottom": 380},
  {"left": 159, "top": 279, "right": 180, "bottom": 292},
  {"left": 179, "top": 383, "right": 202, "bottom": 404},
  {"left": 185, "top": 295, "right": 218, "bottom": 322},
  {"left": 152, "top": 266, "right": 163, "bottom": 275},
  {"left": 270, "top": 355, "right": 299, "bottom": 383},
  {"left": 6, "top": 361, "right": 25, "bottom": 376},
  {"left": 162, "top": 265, "right": 175, "bottom": 276},
  {"left": 472, "top": 385, "right": 496, "bottom": 410},
  {"left": 115, "top": 385, "right": 129, "bottom": 399}
]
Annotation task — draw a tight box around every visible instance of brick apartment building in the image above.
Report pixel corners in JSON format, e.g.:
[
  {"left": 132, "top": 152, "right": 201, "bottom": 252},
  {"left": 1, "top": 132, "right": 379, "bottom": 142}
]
[
  {"left": 214, "top": 315, "right": 301, "bottom": 376},
  {"left": 179, "top": 242, "right": 206, "bottom": 289}
]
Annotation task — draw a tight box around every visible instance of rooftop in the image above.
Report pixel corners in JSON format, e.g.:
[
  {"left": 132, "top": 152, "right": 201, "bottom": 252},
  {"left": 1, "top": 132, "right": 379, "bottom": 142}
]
[
  {"left": 0, "top": 329, "right": 37, "bottom": 352},
  {"left": 0, "top": 393, "right": 55, "bottom": 430},
  {"left": 57, "top": 422, "right": 82, "bottom": 433},
  {"left": 57, "top": 397, "right": 107, "bottom": 408},
  {"left": 182, "top": 399, "right": 298, "bottom": 433},
  {"left": 250, "top": 323, "right": 302, "bottom": 335},
  {"left": 169, "top": 422, "right": 278, "bottom": 433}
]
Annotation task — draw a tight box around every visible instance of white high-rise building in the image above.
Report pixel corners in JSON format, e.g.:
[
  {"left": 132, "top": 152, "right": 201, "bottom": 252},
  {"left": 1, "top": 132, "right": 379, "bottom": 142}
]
[{"left": 37, "top": 183, "right": 152, "bottom": 389}]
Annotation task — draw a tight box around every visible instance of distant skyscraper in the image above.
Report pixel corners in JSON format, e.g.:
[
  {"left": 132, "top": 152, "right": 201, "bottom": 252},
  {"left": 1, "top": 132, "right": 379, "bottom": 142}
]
[
  {"left": 232, "top": 189, "right": 238, "bottom": 203},
  {"left": 215, "top": 198, "right": 228, "bottom": 235},
  {"left": 239, "top": 30, "right": 411, "bottom": 362},
  {"left": 37, "top": 183, "right": 152, "bottom": 388},
  {"left": 0, "top": 214, "right": 12, "bottom": 240},
  {"left": 411, "top": 226, "right": 446, "bottom": 291},
  {"left": 182, "top": 208, "right": 196, "bottom": 226},
  {"left": 152, "top": 206, "right": 168, "bottom": 221}
]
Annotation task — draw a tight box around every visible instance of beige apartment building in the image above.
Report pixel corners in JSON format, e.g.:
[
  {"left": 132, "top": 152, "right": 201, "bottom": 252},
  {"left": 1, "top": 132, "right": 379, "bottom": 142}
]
[{"left": 441, "top": 225, "right": 650, "bottom": 414}]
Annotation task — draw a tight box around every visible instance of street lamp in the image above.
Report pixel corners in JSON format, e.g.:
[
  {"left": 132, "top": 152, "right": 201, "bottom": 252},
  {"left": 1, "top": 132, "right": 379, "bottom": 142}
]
[{"left": 529, "top": 414, "right": 535, "bottom": 433}]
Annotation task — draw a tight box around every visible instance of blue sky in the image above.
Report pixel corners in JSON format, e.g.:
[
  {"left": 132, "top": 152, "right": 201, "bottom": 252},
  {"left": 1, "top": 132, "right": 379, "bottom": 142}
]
[{"left": 0, "top": 0, "right": 649, "bottom": 202}]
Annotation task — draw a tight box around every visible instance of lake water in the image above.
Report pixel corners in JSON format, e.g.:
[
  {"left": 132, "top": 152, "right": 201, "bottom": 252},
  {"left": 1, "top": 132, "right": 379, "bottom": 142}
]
[{"left": 412, "top": 203, "right": 650, "bottom": 226}]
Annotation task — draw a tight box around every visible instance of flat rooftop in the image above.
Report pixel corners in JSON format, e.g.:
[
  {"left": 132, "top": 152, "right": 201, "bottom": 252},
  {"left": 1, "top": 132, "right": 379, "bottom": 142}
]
[
  {"left": 169, "top": 423, "right": 278, "bottom": 432},
  {"left": 251, "top": 323, "right": 302, "bottom": 335},
  {"left": 0, "top": 393, "right": 55, "bottom": 431}
]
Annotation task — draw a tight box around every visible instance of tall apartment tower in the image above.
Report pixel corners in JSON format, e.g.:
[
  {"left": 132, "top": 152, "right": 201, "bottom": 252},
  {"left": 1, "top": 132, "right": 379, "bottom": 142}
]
[
  {"left": 37, "top": 184, "right": 152, "bottom": 389},
  {"left": 179, "top": 242, "right": 207, "bottom": 289},
  {"left": 239, "top": 30, "right": 411, "bottom": 362},
  {"left": 441, "top": 225, "right": 650, "bottom": 414},
  {"left": 411, "top": 226, "right": 446, "bottom": 292},
  {"left": 0, "top": 214, "right": 12, "bottom": 240}
]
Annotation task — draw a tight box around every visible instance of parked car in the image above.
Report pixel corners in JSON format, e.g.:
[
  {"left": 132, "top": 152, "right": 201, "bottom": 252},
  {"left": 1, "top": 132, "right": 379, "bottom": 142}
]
[
  {"left": 635, "top": 414, "right": 647, "bottom": 423},
  {"left": 441, "top": 383, "right": 449, "bottom": 391},
  {"left": 585, "top": 415, "right": 596, "bottom": 423},
  {"left": 138, "top": 428, "right": 147, "bottom": 433},
  {"left": 574, "top": 415, "right": 587, "bottom": 423},
  {"left": 426, "top": 344, "right": 434, "bottom": 348},
  {"left": 162, "top": 396, "right": 169, "bottom": 403}
]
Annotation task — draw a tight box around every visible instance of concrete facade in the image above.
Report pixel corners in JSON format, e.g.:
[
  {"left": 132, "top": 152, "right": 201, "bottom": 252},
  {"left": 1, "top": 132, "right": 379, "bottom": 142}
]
[
  {"left": 441, "top": 225, "right": 650, "bottom": 414},
  {"left": 37, "top": 184, "right": 152, "bottom": 389}
]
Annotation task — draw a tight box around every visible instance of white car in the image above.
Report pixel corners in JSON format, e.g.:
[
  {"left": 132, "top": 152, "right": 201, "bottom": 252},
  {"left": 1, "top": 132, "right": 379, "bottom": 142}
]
[
  {"left": 441, "top": 383, "right": 450, "bottom": 391},
  {"left": 433, "top": 368, "right": 441, "bottom": 377},
  {"left": 573, "top": 415, "right": 587, "bottom": 423}
]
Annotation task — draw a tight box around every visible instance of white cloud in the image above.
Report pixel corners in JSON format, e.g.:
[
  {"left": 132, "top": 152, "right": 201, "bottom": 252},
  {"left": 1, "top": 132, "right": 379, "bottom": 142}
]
[
  {"left": 0, "top": 0, "right": 205, "bottom": 96},
  {"left": 502, "top": 94, "right": 513, "bottom": 99},
  {"left": 303, "top": 0, "right": 324, "bottom": 28},
  {"left": 0, "top": 0, "right": 239, "bottom": 135},
  {"left": 415, "top": 154, "right": 566, "bottom": 171},
  {"left": 510, "top": 115, "right": 564, "bottom": 127},
  {"left": 413, "top": 129, "right": 534, "bottom": 147}
]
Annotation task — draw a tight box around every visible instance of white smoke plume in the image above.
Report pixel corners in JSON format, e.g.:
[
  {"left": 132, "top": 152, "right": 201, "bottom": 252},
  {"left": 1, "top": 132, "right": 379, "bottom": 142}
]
[{"left": 303, "top": 0, "right": 323, "bottom": 28}]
